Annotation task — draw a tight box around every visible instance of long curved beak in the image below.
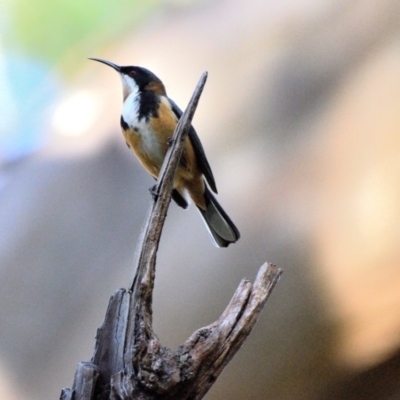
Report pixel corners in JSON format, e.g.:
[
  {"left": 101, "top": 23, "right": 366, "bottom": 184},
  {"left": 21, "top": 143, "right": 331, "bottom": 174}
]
[{"left": 88, "top": 58, "right": 121, "bottom": 72}]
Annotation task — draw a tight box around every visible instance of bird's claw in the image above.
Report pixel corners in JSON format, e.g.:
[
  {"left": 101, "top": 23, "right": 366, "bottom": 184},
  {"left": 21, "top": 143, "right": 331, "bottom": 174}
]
[{"left": 149, "top": 184, "right": 159, "bottom": 201}]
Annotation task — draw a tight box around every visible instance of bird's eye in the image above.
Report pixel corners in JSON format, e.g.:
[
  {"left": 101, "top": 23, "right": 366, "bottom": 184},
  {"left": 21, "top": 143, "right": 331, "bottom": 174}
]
[{"left": 129, "top": 71, "right": 136, "bottom": 77}]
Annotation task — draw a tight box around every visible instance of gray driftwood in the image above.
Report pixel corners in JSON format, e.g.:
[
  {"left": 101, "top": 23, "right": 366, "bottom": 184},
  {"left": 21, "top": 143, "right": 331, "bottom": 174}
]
[{"left": 60, "top": 72, "right": 283, "bottom": 400}]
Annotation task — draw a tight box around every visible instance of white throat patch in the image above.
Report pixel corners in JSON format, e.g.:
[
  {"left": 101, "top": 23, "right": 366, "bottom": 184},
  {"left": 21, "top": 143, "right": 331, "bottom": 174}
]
[
  {"left": 120, "top": 74, "right": 139, "bottom": 101},
  {"left": 121, "top": 75, "right": 141, "bottom": 126}
]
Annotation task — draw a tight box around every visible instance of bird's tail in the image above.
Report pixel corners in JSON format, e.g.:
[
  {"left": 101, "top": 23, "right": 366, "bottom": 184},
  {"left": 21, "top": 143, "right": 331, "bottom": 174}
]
[{"left": 197, "top": 186, "right": 240, "bottom": 248}]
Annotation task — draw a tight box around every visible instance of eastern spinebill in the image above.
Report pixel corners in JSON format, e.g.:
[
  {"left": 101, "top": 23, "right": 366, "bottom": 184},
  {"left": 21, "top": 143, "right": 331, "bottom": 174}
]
[{"left": 89, "top": 58, "right": 240, "bottom": 247}]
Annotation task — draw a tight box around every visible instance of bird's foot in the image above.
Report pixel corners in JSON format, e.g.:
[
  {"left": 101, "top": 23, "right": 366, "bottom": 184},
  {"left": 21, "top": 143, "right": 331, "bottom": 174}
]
[
  {"left": 167, "top": 137, "right": 175, "bottom": 146},
  {"left": 149, "top": 184, "right": 159, "bottom": 201}
]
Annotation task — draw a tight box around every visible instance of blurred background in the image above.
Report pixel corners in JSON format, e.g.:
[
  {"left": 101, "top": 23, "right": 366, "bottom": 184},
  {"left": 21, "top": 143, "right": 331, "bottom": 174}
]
[{"left": 1, "top": 0, "right": 400, "bottom": 398}]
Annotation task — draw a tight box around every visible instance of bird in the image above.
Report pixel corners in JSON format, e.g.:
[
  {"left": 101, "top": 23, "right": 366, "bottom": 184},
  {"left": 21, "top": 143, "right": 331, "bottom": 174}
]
[{"left": 89, "top": 58, "right": 240, "bottom": 247}]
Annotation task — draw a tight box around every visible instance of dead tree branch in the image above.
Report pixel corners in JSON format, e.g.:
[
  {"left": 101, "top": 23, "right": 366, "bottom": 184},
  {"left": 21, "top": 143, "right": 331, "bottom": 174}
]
[{"left": 61, "top": 72, "right": 283, "bottom": 400}]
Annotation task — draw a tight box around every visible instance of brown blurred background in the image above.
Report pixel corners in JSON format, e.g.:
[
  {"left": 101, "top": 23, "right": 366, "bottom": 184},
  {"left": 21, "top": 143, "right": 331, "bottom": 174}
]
[{"left": 1, "top": 0, "right": 400, "bottom": 399}]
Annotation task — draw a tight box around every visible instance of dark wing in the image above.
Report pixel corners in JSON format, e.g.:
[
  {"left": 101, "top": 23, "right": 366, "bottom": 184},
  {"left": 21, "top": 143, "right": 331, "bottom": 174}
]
[{"left": 168, "top": 97, "right": 218, "bottom": 194}]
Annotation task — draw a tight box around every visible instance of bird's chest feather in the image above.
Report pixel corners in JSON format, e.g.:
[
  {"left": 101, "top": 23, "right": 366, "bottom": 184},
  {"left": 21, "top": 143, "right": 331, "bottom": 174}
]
[{"left": 121, "top": 93, "right": 178, "bottom": 175}]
